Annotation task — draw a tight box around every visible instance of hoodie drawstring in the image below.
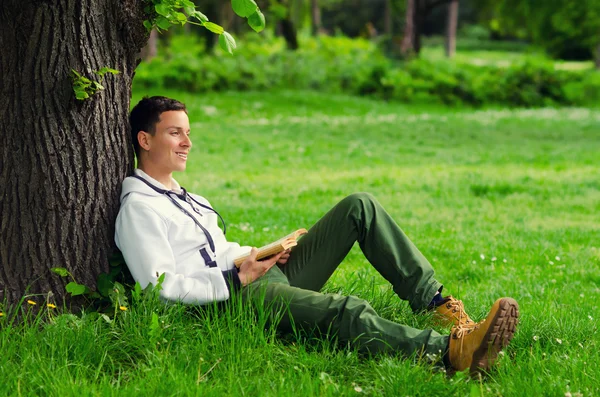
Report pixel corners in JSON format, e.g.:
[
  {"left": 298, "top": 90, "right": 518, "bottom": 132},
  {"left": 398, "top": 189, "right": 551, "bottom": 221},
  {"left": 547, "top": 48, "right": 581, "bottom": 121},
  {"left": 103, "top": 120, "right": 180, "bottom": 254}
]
[{"left": 130, "top": 175, "right": 225, "bottom": 264}]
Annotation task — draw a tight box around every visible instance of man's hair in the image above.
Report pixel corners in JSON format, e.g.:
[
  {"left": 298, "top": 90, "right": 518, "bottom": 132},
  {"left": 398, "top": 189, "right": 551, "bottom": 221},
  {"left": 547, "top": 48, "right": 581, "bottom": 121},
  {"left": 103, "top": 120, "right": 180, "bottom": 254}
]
[{"left": 129, "top": 96, "right": 187, "bottom": 157}]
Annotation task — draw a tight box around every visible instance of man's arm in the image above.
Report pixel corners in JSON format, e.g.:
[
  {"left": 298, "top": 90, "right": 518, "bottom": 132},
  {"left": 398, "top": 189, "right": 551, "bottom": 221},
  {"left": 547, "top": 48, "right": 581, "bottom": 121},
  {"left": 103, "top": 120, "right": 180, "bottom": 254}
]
[{"left": 115, "top": 203, "right": 240, "bottom": 304}]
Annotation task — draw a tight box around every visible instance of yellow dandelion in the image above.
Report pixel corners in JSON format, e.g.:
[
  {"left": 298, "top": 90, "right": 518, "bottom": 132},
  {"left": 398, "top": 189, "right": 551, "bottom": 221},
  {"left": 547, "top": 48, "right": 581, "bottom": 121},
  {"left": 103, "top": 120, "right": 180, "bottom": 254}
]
[
  {"left": 47, "top": 303, "right": 57, "bottom": 309},
  {"left": 119, "top": 306, "right": 127, "bottom": 311},
  {"left": 0, "top": 312, "right": 4, "bottom": 317},
  {"left": 27, "top": 300, "right": 36, "bottom": 305}
]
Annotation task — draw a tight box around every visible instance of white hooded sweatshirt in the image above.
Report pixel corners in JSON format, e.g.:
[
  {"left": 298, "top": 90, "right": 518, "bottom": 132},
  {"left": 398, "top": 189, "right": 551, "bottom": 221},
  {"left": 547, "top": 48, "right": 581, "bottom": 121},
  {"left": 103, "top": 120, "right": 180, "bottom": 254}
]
[{"left": 115, "top": 169, "right": 250, "bottom": 304}]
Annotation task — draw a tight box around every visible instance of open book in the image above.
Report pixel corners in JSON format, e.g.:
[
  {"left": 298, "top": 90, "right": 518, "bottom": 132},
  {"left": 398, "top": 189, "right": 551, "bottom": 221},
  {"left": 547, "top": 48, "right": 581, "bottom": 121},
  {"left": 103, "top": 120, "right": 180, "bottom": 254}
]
[{"left": 234, "top": 228, "right": 308, "bottom": 268}]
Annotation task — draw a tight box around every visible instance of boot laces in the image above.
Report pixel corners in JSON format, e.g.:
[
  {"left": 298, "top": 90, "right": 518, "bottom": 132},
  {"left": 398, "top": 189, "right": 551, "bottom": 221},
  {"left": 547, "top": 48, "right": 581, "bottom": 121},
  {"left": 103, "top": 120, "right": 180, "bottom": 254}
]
[
  {"left": 446, "top": 298, "right": 475, "bottom": 327},
  {"left": 453, "top": 324, "right": 478, "bottom": 355}
]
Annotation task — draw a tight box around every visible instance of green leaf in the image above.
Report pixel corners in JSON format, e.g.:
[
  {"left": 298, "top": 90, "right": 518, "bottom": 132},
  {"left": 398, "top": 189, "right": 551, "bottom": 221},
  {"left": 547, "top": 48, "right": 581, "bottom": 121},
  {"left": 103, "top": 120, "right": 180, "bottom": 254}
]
[
  {"left": 143, "top": 20, "right": 152, "bottom": 31},
  {"left": 75, "top": 90, "right": 89, "bottom": 100},
  {"left": 232, "top": 0, "right": 258, "bottom": 18},
  {"left": 51, "top": 267, "right": 70, "bottom": 277},
  {"left": 132, "top": 282, "right": 142, "bottom": 300},
  {"left": 91, "top": 81, "right": 104, "bottom": 92},
  {"left": 95, "top": 67, "right": 120, "bottom": 77},
  {"left": 247, "top": 9, "right": 265, "bottom": 32},
  {"left": 100, "top": 313, "right": 113, "bottom": 324},
  {"left": 219, "top": 32, "right": 237, "bottom": 54},
  {"left": 155, "top": 3, "right": 170, "bottom": 17},
  {"left": 156, "top": 273, "right": 165, "bottom": 291},
  {"left": 469, "top": 384, "right": 481, "bottom": 397},
  {"left": 149, "top": 312, "right": 160, "bottom": 340},
  {"left": 203, "top": 22, "right": 224, "bottom": 34},
  {"left": 156, "top": 16, "right": 172, "bottom": 30},
  {"left": 192, "top": 10, "right": 208, "bottom": 22},
  {"left": 175, "top": 12, "right": 187, "bottom": 23},
  {"left": 183, "top": 5, "right": 195, "bottom": 16},
  {"left": 66, "top": 282, "right": 88, "bottom": 296}
]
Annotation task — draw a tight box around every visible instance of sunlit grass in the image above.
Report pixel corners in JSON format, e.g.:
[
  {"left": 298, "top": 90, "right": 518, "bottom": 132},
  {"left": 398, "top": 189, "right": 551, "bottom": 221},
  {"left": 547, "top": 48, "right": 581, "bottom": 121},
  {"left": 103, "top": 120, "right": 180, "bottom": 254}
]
[
  {"left": 421, "top": 42, "right": 594, "bottom": 71},
  {"left": 1, "top": 90, "right": 598, "bottom": 396}
]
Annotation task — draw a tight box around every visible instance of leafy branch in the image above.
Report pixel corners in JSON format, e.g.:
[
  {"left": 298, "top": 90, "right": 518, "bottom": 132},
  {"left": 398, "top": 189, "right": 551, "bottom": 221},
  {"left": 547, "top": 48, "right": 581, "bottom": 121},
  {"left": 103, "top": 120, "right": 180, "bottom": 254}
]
[
  {"left": 70, "top": 67, "right": 120, "bottom": 100},
  {"left": 142, "top": 0, "right": 266, "bottom": 55}
]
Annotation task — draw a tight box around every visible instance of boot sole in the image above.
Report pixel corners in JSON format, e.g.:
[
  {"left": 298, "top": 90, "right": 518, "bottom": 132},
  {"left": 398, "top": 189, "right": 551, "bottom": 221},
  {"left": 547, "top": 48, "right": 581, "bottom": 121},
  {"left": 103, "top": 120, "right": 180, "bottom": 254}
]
[{"left": 469, "top": 297, "right": 519, "bottom": 375}]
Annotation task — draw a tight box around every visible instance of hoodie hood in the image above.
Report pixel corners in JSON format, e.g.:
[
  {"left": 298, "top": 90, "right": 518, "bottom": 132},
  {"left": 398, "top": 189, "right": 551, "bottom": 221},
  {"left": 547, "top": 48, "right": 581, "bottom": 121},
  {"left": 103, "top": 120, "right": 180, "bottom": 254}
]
[{"left": 120, "top": 169, "right": 183, "bottom": 202}]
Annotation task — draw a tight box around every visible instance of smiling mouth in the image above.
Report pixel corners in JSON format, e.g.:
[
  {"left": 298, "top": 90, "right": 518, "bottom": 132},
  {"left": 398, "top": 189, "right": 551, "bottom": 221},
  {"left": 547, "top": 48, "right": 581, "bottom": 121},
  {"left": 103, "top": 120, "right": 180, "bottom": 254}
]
[{"left": 176, "top": 152, "right": 187, "bottom": 160}]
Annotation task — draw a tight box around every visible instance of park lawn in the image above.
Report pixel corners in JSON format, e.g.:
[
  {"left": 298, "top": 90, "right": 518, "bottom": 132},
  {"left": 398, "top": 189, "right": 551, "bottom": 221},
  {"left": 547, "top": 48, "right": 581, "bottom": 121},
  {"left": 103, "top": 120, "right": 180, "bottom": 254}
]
[
  {"left": 420, "top": 38, "right": 595, "bottom": 71},
  {"left": 1, "top": 90, "right": 599, "bottom": 396}
]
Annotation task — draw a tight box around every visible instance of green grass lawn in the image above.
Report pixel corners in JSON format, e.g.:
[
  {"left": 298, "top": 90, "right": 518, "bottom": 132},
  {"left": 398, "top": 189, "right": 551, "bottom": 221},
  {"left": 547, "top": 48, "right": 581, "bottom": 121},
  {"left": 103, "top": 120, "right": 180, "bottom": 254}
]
[
  {"left": 2, "top": 90, "right": 599, "bottom": 396},
  {"left": 421, "top": 37, "right": 595, "bottom": 71}
]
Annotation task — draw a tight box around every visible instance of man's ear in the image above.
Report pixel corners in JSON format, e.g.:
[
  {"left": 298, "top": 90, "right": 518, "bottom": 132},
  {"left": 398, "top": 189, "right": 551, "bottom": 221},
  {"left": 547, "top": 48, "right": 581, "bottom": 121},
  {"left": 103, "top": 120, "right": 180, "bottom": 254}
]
[{"left": 138, "top": 130, "right": 151, "bottom": 151}]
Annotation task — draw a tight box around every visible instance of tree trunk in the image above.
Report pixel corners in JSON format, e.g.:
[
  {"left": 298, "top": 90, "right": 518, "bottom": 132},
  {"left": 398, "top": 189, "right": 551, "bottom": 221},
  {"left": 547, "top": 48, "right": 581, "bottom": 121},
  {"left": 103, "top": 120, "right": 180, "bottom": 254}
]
[
  {"left": 384, "top": 0, "right": 393, "bottom": 37},
  {"left": 311, "top": 0, "right": 322, "bottom": 37},
  {"left": 280, "top": 19, "right": 299, "bottom": 50},
  {"left": 278, "top": 0, "right": 299, "bottom": 50},
  {"left": 0, "top": 0, "right": 147, "bottom": 306},
  {"left": 414, "top": 0, "right": 423, "bottom": 54},
  {"left": 445, "top": 0, "right": 458, "bottom": 58},
  {"left": 401, "top": 0, "right": 415, "bottom": 55}
]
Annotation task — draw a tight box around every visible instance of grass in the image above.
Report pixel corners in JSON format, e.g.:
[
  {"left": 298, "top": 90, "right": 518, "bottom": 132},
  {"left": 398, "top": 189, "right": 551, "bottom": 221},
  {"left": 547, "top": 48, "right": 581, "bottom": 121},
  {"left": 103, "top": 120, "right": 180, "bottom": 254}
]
[
  {"left": 1, "top": 90, "right": 599, "bottom": 396},
  {"left": 421, "top": 37, "right": 595, "bottom": 71}
]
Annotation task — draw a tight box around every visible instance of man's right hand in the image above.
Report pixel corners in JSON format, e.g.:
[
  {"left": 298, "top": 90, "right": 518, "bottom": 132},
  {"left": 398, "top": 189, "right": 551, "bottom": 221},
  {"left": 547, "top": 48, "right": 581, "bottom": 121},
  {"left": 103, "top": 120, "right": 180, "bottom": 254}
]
[{"left": 237, "top": 247, "right": 284, "bottom": 286}]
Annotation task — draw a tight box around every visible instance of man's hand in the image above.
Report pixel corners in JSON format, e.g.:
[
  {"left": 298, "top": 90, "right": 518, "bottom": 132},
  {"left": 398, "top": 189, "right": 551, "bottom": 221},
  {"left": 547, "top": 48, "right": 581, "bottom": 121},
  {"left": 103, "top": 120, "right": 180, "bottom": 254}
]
[
  {"left": 277, "top": 249, "right": 291, "bottom": 265},
  {"left": 237, "top": 247, "right": 284, "bottom": 286}
]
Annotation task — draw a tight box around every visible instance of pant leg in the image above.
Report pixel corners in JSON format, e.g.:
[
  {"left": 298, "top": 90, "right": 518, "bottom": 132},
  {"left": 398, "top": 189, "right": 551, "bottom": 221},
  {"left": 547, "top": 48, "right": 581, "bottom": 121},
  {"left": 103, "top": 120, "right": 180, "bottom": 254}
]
[
  {"left": 283, "top": 192, "right": 442, "bottom": 312},
  {"left": 244, "top": 267, "right": 448, "bottom": 357}
]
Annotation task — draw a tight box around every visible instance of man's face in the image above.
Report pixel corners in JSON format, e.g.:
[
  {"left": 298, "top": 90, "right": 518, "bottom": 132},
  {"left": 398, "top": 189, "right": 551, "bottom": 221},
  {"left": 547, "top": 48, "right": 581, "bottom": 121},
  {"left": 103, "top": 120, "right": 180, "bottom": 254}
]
[{"left": 140, "top": 110, "right": 191, "bottom": 174}]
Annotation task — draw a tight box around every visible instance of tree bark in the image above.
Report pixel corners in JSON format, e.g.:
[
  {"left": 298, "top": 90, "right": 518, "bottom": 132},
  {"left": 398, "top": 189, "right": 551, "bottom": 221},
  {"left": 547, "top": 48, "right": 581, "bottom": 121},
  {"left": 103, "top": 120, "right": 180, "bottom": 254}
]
[
  {"left": 0, "top": 0, "right": 147, "bottom": 305},
  {"left": 311, "top": 0, "right": 322, "bottom": 37},
  {"left": 445, "top": 0, "right": 458, "bottom": 58},
  {"left": 400, "top": 0, "right": 415, "bottom": 55}
]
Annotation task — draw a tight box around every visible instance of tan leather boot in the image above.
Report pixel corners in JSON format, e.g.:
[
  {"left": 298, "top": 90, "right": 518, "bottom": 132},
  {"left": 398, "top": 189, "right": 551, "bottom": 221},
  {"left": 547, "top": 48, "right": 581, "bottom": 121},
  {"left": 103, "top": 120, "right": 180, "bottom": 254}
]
[
  {"left": 434, "top": 296, "right": 476, "bottom": 328},
  {"left": 448, "top": 297, "right": 519, "bottom": 374}
]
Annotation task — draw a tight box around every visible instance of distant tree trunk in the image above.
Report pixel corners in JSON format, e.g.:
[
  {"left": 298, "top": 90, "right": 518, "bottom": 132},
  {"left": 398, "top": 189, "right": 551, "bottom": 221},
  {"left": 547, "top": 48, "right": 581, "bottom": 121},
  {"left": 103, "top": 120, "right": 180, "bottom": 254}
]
[
  {"left": 384, "top": 0, "right": 393, "bottom": 37},
  {"left": 414, "top": 0, "right": 423, "bottom": 53},
  {"left": 401, "top": 0, "right": 415, "bottom": 55},
  {"left": 0, "top": 0, "right": 147, "bottom": 305},
  {"left": 311, "top": 0, "right": 322, "bottom": 36},
  {"left": 445, "top": 0, "right": 458, "bottom": 58},
  {"left": 279, "top": 0, "right": 299, "bottom": 50},
  {"left": 202, "top": 0, "right": 220, "bottom": 52},
  {"left": 140, "top": 29, "right": 158, "bottom": 61}
]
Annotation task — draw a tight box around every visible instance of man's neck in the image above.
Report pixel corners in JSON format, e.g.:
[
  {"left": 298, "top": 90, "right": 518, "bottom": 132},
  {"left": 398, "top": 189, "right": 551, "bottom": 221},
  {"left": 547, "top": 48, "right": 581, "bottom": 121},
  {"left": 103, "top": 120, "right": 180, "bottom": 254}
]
[{"left": 138, "top": 164, "right": 173, "bottom": 190}]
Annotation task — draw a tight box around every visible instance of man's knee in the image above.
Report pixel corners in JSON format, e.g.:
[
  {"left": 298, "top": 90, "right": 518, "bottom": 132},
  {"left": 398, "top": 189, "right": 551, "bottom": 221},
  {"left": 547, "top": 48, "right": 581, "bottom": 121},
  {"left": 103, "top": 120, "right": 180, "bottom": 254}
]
[{"left": 340, "top": 192, "right": 378, "bottom": 211}]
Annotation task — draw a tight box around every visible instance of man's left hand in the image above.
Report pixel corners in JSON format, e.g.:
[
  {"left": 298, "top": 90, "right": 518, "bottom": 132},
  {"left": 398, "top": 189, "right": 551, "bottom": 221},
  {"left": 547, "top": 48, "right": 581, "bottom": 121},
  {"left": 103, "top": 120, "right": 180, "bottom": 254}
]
[{"left": 277, "top": 249, "right": 291, "bottom": 265}]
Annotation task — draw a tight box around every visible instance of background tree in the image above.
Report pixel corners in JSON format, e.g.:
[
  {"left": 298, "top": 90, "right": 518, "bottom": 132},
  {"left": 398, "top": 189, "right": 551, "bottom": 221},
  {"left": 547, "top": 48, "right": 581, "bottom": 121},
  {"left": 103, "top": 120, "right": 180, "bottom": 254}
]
[
  {"left": 445, "top": 0, "right": 458, "bottom": 57},
  {"left": 401, "top": 0, "right": 454, "bottom": 55},
  {"left": 311, "top": 0, "right": 322, "bottom": 36},
  {"left": 476, "top": 0, "right": 600, "bottom": 66},
  {"left": 0, "top": 0, "right": 264, "bottom": 306}
]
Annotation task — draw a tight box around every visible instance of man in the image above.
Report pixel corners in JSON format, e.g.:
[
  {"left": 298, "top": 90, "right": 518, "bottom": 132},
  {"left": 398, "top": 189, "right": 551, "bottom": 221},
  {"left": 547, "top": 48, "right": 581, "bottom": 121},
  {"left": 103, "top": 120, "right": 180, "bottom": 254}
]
[{"left": 115, "top": 96, "right": 519, "bottom": 375}]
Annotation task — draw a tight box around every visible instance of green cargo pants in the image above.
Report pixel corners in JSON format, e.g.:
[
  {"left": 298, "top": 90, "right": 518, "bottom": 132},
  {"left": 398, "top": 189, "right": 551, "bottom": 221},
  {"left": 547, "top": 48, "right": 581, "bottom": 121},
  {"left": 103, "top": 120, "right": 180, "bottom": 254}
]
[{"left": 243, "top": 193, "right": 449, "bottom": 358}]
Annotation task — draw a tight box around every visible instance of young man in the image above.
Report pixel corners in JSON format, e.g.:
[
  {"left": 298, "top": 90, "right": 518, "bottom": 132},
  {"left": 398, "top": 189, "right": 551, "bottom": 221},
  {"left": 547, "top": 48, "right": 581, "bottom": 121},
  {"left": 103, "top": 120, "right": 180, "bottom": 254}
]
[{"left": 115, "top": 96, "right": 519, "bottom": 375}]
